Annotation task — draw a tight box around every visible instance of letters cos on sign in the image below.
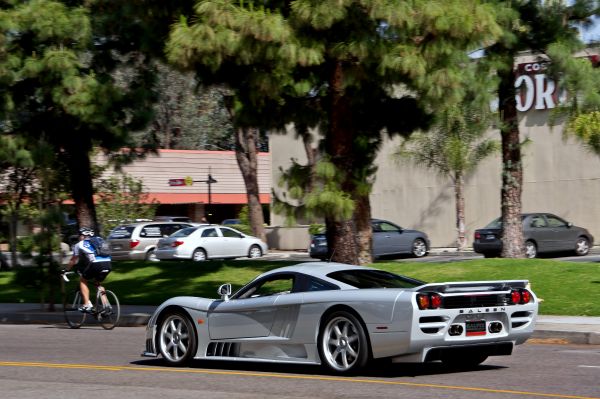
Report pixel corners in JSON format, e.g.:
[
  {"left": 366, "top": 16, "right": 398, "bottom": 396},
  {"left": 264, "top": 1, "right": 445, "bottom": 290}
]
[{"left": 514, "top": 61, "right": 566, "bottom": 112}]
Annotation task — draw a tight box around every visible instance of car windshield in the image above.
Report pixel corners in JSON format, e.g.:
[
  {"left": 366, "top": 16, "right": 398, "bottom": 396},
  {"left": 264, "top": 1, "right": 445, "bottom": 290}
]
[
  {"left": 327, "top": 269, "right": 424, "bottom": 289},
  {"left": 484, "top": 215, "right": 526, "bottom": 229},
  {"left": 170, "top": 227, "right": 197, "bottom": 237}
]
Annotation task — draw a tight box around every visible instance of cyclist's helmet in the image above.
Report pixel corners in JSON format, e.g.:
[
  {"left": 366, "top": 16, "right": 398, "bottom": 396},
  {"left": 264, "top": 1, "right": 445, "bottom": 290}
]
[{"left": 79, "top": 227, "right": 95, "bottom": 237}]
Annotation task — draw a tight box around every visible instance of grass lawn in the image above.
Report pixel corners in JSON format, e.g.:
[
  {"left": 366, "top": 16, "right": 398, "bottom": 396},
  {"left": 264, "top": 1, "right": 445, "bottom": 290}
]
[{"left": 0, "top": 258, "right": 598, "bottom": 316}]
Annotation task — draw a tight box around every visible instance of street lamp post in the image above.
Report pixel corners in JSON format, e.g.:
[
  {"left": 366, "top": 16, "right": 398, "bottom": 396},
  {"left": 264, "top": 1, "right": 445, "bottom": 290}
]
[{"left": 168, "top": 169, "right": 218, "bottom": 223}]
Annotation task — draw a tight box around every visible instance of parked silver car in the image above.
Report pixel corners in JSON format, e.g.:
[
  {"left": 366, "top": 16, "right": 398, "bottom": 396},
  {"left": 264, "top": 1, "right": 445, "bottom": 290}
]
[
  {"left": 108, "top": 221, "right": 198, "bottom": 261},
  {"left": 155, "top": 225, "right": 268, "bottom": 261}
]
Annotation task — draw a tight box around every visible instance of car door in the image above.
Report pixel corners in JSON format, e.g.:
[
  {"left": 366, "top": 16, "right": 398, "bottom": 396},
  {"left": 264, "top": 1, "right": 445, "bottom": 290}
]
[
  {"left": 218, "top": 227, "right": 247, "bottom": 257},
  {"left": 372, "top": 220, "right": 408, "bottom": 256},
  {"left": 197, "top": 227, "right": 222, "bottom": 258},
  {"left": 545, "top": 214, "right": 578, "bottom": 251},
  {"left": 527, "top": 215, "right": 553, "bottom": 252},
  {"left": 207, "top": 274, "right": 296, "bottom": 339}
]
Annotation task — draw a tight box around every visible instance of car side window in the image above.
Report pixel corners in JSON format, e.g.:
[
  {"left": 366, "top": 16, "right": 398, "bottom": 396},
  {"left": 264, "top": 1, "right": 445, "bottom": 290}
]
[
  {"left": 139, "top": 224, "right": 163, "bottom": 238},
  {"left": 161, "top": 224, "right": 184, "bottom": 237},
  {"left": 306, "top": 277, "right": 338, "bottom": 292},
  {"left": 221, "top": 227, "right": 243, "bottom": 238},
  {"left": 379, "top": 222, "right": 400, "bottom": 232},
  {"left": 201, "top": 228, "right": 218, "bottom": 238},
  {"left": 546, "top": 215, "right": 567, "bottom": 228},
  {"left": 530, "top": 216, "right": 547, "bottom": 228},
  {"left": 238, "top": 275, "right": 295, "bottom": 298}
]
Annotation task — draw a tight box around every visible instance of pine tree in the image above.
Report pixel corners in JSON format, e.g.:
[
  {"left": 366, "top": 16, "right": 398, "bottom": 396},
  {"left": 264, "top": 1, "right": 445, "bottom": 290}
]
[{"left": 167, "top": 0, "right": 503, "bottom": 264}]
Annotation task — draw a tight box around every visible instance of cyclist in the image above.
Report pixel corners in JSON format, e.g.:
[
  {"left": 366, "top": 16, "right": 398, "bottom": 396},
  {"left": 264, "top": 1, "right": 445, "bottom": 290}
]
[{"left": 66, "top": 227, "right": 112, "bottom": 312}]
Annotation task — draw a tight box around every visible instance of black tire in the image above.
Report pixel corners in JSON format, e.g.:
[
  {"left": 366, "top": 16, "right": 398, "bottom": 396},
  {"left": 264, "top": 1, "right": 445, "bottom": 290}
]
[
  {"left": 63, "top": 290, "right": 86, "bottom": 329},
  {"left": 574, "top": 237, "right": 590, "bottom": 256},
  {"left": 411, "top": 238, "right": 428, "bottom": 258},
  {"left": 483, "top": 253, "right": 499, "bottom": 258},
  {"left": 318, "top": 311, "right": 369, "bottom": 374},
  {"left": 157, "top": 310, "right": 197, "bottom": 366},
  {"left": 97, "top": 289, "right": 120, "bottom": 330},
  {"left": 192, "top": 248, "right": 207, "bottom": 262},
  {"left": 525, "top": 240, "right": 537, "bottom": 258},
  {"left": 145, "top": 249, "right": 157, "bottom": 262},
  {"left": 441, "top": 354, "right": 488, "bottom": 369},
  {"left": 248, "top": 244, "right": 262, "bottom": 258}
]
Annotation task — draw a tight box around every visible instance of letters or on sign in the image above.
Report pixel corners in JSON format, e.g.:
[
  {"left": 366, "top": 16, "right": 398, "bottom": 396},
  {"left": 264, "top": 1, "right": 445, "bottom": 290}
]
[
  {"left": 168, "top": 179, "right": 185, "bottom": 186},
  {"left": 184, "top": 176, "right": 193, "bottom": 186}
]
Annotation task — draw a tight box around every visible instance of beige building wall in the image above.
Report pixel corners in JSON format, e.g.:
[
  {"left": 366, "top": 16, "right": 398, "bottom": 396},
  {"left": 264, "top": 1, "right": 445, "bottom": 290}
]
[{"left": 270, "top": 109, "right": 600, "bottom": 249}]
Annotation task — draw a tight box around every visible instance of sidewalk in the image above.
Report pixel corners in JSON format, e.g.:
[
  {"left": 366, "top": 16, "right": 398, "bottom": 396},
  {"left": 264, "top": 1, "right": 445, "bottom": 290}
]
[{"left": 0, "top": 303, "right": 598, "bottom": 344}]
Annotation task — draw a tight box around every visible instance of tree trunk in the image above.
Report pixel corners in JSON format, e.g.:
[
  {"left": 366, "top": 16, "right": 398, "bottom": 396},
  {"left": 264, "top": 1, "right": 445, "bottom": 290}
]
[
  {"left": 498, "top": 65, "right": 525, "bottom": 258},
  {"left": 354, "top": 193, "right": 372, "bottom": 265},
  {"left": 235, "top": 127, "right": 266, "bottom": 242},
  {"left": 63, "top": 138, "right": 97, "bottom": 230},
  {"left": 454, "top": 173, "right": 467, "bottom": 251},
  {"left": 327, "top": 60, "right": 359, "bottom": 265}
]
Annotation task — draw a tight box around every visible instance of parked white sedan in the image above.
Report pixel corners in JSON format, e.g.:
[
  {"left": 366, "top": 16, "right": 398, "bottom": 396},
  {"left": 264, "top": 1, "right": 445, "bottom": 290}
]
[{"left": 155, "top": 225, "right": 268, "bottom": 261}]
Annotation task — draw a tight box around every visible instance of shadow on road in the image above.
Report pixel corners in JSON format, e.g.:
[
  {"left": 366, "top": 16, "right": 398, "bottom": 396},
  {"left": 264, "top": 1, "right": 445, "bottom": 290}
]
[{"left": 130, "top": 358, "right": 505, "bottom": 378}]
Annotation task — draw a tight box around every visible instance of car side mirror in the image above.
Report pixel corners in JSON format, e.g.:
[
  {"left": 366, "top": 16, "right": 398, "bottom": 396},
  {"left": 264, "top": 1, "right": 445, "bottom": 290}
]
[
  {"left": 567, "top": 222, "right": 573, "bottom": 228},
  {"left": 218, "top": 283, "right": 232, "bottom": 301}
]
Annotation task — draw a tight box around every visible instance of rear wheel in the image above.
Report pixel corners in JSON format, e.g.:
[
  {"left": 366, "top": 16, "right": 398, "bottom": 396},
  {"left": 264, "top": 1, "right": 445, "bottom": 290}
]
[
  {"left": 192, "top": 248, "right": 207, "bottom": 262},
  {"left": 97, "top": 289, "right": 120, "bottom": 330},
  {"left": 157, "top": 310, "right": 197, "bottom": 366},
  {"left": 411, "top": 238, "right": 427, "bottom": 258},
  {"left": 248, "top": 245, "right": 262, "bottom": 258},
  {"left": 525, "top": 240, "right": 537, "bottom": 258},
  {"left": 145, "top": 250, "right": 158, "bottom": 262},
  {"left": 63, "top": 290, "right": 86, "bottom": 329},
  {"left": 318, "top": 311, "right": 369, "bottom": 374},
  {"left": 574, "top": 237, "right": 590, "bottom": 256}
]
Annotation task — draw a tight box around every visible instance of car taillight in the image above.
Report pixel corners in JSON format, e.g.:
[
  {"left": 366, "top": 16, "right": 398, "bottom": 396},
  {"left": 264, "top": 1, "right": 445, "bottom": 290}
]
[
  {"left": 172, "top": 240, "right": 184, "bottom": 247},
  {"left": 430, "top": 293, "right": 442, "bottom": 309},
  {"left": 474, "top": 231, "right": 481, "bottom": 240},
  {"left": 510, "top": 289, "right": 532, "bottom": 305},
  {"left": 130, "top": 239, "right": 140, "bottom": 249},
  {"left": 416, "top": 293, "right": 443, "bottom": 310},
  {"left": 417, "top": 294, "right": 430, "bottom": 310},
  {"left": 511, "top": 290, "right": 521, "bottom": 305}
]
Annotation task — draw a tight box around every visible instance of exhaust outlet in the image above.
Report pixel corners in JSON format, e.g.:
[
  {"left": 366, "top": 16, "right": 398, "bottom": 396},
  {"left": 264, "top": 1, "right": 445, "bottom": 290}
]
[
  {"left": 488, "top": 322, "right": 503, "bottom": 333},
  {"left": 448, "top": 324, "right": 464, "bottom": 336}
]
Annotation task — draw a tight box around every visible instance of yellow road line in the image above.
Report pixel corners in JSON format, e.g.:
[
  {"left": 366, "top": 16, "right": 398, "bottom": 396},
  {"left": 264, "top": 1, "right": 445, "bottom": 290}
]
[{"left": 0, "top": 361, "right": 598, "bottom": 399}]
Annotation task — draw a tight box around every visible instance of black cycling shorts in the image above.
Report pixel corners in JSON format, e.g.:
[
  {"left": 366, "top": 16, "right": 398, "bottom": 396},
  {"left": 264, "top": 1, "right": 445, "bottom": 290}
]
[{"left": 78, "top": 261, "right": 112, "bottom": 282}]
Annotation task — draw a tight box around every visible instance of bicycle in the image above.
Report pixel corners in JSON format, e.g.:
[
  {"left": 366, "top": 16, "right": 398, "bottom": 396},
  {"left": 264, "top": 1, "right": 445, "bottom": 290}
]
[{"left": 61, "top": 271, "right": 121, "bottom": 330}]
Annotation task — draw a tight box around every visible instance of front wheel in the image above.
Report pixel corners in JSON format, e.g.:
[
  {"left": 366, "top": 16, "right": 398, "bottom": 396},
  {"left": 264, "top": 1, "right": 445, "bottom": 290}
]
[
  {"left": 411, "top": 238, "right": 428, "bottom": 258},
  {"left": 318, "top": 311, "right": 369, "bottom": 374},
  {"left": 97, "top": 289, "right": 120, "bottom": 330},
  {"left": 158, "top": 311, "right": 197, "bottom": 366},
  {"left": 63, "top": 290, "right": 86, "bottom": 329},
  {"left": 192, "top": 248, "right": 207, "bottom": 262},
  {"left": 574, "top": 237, "right": 590, "bottom": 256},
  {"left": 248, "top": 244, "right": 263, "bottom": 258},
  {"left": 525, "top": 240, "right": 537, "bottom": 258}
]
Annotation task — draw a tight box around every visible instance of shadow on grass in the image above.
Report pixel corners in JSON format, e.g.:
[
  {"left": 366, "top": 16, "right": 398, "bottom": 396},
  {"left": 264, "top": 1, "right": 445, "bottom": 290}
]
[{"left": 130, "top": 357, "right": 504, "bottom": 378}]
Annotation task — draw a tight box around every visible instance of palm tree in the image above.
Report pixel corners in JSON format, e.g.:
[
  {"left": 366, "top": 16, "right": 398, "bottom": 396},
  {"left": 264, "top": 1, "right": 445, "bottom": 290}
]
[{"left": 396, "top": 104, "right": 498, "bottom": 251}]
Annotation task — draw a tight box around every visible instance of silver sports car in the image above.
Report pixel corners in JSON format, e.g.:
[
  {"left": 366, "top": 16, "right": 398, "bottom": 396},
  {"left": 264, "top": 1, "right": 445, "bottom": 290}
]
[{"left": 142, "top": 262, "right": 538, "bottom": 374}]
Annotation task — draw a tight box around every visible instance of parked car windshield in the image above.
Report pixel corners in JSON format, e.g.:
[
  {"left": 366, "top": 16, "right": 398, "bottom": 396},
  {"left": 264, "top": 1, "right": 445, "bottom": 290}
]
[
  {"left": 327, "top": 270, "right": 424, "bottom": 289},
  {"left": 108, "top": 226, "right": 135, "bottom": 239},
  {"left": 170, "top": 227, "right": 197, "bottom": 238}
]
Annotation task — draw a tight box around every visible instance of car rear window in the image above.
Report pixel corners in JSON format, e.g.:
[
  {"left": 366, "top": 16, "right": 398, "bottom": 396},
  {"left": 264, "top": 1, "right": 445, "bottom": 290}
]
[
  {"left": 171, "top": 227, "right": 197, "bottom": 237},
  {"left": 108, "top": 226, "right": 135, "bottom": 239},
  {"left": 327, "top": 270, "right": 424, "bottom": 289}
]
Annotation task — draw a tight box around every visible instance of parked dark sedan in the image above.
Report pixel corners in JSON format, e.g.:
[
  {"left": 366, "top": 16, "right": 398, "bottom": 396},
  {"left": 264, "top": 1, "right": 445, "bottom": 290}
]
[
  {"left": 309, "top": 219, "right": 430, "bottom": 260},
  {"left": 473, "top": 213, "right": 594, "bottom": 258}
]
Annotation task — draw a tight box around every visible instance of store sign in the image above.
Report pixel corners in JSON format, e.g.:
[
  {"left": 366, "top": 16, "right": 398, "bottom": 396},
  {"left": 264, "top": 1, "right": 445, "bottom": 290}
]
[{"left": 514, "top": 61, "right": 565, "bottom": 112}]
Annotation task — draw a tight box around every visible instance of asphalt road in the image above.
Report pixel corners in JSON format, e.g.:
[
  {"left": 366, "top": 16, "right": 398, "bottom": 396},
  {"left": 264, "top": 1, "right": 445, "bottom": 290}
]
[{"left": 0, "top": 325, "right": 598, "bottom": 399}]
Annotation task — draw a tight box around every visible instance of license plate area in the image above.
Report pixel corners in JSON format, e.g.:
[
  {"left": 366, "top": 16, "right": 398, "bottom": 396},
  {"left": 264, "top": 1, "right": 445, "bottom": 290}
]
[
  {"left": 466, "top": 320, "right": 486, "bottom": 336},
  {"left": 485, "top": 234, "right": 495, "bottom": 240}
]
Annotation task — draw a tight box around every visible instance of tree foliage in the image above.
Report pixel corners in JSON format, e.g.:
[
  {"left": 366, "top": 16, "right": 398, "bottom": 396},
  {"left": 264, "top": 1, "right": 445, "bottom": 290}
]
[{"left": 166, "top": 0, "right": 504, "bottom": 264}]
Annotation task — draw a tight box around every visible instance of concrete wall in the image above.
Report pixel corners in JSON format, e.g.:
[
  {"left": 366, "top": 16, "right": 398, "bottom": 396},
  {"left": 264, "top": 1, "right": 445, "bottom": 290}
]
[{"left": 270, "top": 109, "right": 600, "bottom": 249}]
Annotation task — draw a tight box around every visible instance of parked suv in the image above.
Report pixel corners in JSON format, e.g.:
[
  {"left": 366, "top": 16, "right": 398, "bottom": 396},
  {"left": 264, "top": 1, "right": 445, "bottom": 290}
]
[{"left": 107, "top": 221, "right": 197, "bottom": 261}]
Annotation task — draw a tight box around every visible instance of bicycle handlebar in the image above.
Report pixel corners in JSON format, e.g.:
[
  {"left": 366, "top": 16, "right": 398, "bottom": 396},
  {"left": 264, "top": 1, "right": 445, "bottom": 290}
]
[{"left": 61, "top": 271, "right": 75, "bottom": 282}]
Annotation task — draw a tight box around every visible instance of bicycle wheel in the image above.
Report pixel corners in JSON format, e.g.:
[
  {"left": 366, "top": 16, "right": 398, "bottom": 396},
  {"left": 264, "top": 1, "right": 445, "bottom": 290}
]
[
  {"left": 63, "top": 290, "right": 86, "bottom": 329},
  {"left": 97, "top": 289, "right": 120, "bottom": 330}
]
